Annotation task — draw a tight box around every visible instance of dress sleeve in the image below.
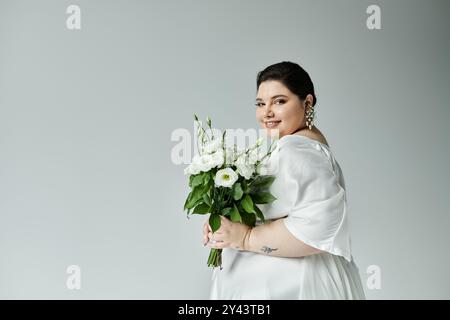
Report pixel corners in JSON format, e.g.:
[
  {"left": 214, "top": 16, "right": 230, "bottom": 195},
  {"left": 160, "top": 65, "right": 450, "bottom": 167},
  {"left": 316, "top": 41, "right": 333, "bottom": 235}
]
[{"left": 280, "top": 140, "right": 352, "bottom": 262}]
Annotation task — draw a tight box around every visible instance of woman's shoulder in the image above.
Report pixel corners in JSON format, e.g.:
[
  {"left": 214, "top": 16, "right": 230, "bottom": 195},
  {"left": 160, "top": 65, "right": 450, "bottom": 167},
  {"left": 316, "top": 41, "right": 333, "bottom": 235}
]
[
  {"left": 276, "top": 133, "right": 336, "bottom": 173},
  {"left": 293, "top": 130, "right": 330, "bottom": 147},
  {"left": 277, "top": 133, "right": 330, "bottom": 152}
]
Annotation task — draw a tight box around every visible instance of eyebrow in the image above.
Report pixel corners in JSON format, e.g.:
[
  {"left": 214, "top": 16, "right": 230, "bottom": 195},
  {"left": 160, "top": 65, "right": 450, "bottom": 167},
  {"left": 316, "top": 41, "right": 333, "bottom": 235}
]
[{"left": 255, "top": 94, "right": 288, "bottom": 102}]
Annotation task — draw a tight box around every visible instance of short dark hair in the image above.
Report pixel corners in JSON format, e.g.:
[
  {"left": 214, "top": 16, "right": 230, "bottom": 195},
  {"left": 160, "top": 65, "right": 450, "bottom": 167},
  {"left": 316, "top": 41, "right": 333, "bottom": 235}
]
[{"left": 256, "top": 61, "right": 317, "bottom": 107}]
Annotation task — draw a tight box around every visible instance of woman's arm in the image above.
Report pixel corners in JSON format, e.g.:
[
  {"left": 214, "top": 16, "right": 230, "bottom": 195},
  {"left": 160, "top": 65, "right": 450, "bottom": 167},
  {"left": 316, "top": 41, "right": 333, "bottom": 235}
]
[
  {"left": 204, "top": 216, "right": 323, "bottom": 258},
  {"left": 243, "top": 219, "right": 323, "bottom": 258}
]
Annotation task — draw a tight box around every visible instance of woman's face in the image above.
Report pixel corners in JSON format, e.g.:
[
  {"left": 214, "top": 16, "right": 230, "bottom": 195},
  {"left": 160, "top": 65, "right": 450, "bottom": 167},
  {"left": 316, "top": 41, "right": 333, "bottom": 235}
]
[{"left": 255, "top": 80, "right": 311, "bottom": 138}]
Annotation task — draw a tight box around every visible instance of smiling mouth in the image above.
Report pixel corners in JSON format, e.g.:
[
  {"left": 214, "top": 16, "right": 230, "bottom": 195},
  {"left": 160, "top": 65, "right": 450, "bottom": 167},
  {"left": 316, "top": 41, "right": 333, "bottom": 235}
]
[{"left": 264, "top": 121, "right": 281, "bottom": 128}]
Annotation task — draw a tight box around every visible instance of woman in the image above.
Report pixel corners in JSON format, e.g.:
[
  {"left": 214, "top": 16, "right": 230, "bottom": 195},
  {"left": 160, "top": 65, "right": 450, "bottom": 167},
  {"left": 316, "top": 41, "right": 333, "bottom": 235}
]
[{"left": 203, "top": 61, "right": 366, "bottom": 300}]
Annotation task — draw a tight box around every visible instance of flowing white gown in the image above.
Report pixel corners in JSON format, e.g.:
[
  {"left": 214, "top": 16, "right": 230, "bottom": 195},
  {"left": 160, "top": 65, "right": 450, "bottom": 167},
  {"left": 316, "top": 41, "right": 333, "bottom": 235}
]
[{"left": 209, "top": 134, "right": 366, "bottom": 300}]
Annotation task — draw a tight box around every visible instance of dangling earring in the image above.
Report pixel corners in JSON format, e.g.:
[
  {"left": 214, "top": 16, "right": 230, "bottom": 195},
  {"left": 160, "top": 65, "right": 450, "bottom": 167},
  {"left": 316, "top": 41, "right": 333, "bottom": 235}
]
[{"left": 305, "top": 104, "right": 315, "bottom": 130}]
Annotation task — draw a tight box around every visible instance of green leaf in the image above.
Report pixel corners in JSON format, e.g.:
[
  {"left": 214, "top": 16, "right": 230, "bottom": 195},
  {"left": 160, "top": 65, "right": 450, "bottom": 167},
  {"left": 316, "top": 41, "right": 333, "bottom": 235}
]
[
  {"left": 189, "top": 175, "right": 195, "bottom": 188},
  {"left": 241, "top": 180, "right": 249, "bottom": 193},
  {"left": 249, "top": 175, "right": 275, "bottom": 192},
  {"left": 252, "top": 192, "right": 277, "bottom": 204},
  {"left": 202, "top": 193, "right": 211, "bottom": 207},
  {"left": 203, "top": 172, "right": 211, "bottom": 185},
  {"left": 221, "top": 207, "right": 232, "bottom": 216},
  {"left": 193, "top": 202, "right": 210, "bottom": 214},
  {"left": 190, "top": 197, "right": 204, "bottom": 211},
  {"left": 191, "top": 173, "right": 204, "bottom": 188},
  {"left": 230, "top": 204, "right": 242, "bottom": 223},
  {"left": 209, "top": 213, "right": 221, "bottom": 233},
  {"left": 232, "top": 183, "right": 243, "bottom": 201},
  {"left": 254, "top": 204, "right": 266, "bottom": 223},
  {"left": 183, "top": 194, "right": 190, "bottom": 211},
  {"left": 184, "top": 189, "right": 195, "bottom": 210},
  {"left": 241, "top": 211, "right": 256, "bottom": 227},
  {"left": 184, "top": 192, "right": 197, "bottom": 210},
  {"left": 185, "top": 183, "right": 209, "bottom": 209},
  {"left": 241, "top": 194, "right": 255, "bottom": 213}
]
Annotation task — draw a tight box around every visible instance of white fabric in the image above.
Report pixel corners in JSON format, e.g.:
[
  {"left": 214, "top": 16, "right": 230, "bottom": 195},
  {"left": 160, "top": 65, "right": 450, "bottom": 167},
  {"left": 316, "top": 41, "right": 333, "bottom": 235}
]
[{"left": 209, "top": 134, "right": 366, "bottom": 299}]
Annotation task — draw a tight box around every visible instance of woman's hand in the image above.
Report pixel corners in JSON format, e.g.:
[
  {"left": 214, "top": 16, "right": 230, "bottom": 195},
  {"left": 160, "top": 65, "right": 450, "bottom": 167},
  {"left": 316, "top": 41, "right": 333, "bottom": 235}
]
[
  {"left": 202, "top": 220, "right": 212, "bottom": 246},
  {"left": 203, "top": 215, "right": 252, "bottom": 251}
]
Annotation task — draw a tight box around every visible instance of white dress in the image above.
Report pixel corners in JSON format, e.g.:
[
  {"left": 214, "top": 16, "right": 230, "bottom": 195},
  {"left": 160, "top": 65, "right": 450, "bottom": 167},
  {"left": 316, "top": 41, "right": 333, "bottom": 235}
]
[{"left": 209, "top": 134, "right": 366, "bottom": 300}]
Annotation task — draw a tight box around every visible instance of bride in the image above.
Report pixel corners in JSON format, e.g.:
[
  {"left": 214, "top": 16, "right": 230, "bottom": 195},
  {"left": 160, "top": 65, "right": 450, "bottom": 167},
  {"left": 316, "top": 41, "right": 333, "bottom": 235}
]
[{"left": 203, "top": 61, "right": 366, "bottom": 300}]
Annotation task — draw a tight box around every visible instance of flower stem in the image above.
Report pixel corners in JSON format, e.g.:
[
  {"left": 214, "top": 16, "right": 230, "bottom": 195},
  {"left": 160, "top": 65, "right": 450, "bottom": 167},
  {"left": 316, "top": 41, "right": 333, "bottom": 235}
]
[{"left": 207, "top": 248, "right": 223, "bottom": 269}]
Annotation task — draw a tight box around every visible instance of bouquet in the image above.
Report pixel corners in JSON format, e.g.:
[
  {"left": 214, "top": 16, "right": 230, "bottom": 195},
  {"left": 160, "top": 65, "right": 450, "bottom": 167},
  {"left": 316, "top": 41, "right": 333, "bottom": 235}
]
[{"left": 183, "top": 115, "right": 278, "bottom": 269}]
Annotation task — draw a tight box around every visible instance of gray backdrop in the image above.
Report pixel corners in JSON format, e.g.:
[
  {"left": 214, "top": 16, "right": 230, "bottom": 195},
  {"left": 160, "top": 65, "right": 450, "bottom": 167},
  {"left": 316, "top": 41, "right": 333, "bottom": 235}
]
[{"left": 1, "top": 0, "right": 449, "bottom": 299}]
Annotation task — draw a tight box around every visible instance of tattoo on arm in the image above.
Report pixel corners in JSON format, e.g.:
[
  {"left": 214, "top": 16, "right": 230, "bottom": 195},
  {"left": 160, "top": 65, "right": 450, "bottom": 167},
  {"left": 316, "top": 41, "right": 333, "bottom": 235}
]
[{"left": 261, "top": 246, "right": 278, "bottom": 254}]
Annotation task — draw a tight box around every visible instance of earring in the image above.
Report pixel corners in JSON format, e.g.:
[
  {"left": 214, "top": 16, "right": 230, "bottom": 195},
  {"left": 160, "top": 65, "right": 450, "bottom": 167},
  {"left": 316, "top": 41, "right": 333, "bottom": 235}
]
[{"left": 305, "top": 104, "right": 315, "bottom": 130}]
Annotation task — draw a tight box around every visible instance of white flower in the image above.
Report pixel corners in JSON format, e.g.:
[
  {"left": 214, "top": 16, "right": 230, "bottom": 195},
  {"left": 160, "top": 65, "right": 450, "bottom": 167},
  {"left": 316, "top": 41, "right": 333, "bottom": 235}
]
[
  {"left": 247, "top": 149, "right": 259, "bottom": 165},
  {"left": 185, "top": 150, "right": 224, "bottom": 176},
  {"left": 255, "top": 163, "right": 268, "bottom": 175},
  {"left": 234, "top": 148, "right": 246, "bottom": 162},
  {"left": 183, "top": 162, "right": 201, "bottom": 175},
  {"left": 203, "top": 138, "right": 223, "bottom": 154},
  {"left": 235, "top": 155, "right": 255, "bottom": 179},
  {"left": 236, "top": 163, "right": 255, "bottom": 180},
  {"left": 211, "top": 149, "right": 225, "bottom": 168},
  {"left": 235, "top": 151, "right": 256, "bottom": 166},
  {"left": 196, "top": 154, "right": 216, "bottom": 172},
  {"left": 214, "top": 168, "right": 238, "bottom": 188},
  {"left": 224, "top": 147, "right": 236, "bottom": 165}
]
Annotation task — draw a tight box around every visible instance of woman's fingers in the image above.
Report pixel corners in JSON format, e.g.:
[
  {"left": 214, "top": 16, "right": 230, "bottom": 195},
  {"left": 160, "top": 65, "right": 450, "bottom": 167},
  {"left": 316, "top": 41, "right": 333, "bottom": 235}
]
[
  {"left": 203, "top": 219, "right": 225, "bottom": 246},
  {"left": 208, "top": 232, "right": 224, "bottom": 241},
  {"left": 203, "top": 221, "right": 211, "bottom": 246},
  {"left": 204, "top": 220, "right": 212, "bottom": 233}
]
